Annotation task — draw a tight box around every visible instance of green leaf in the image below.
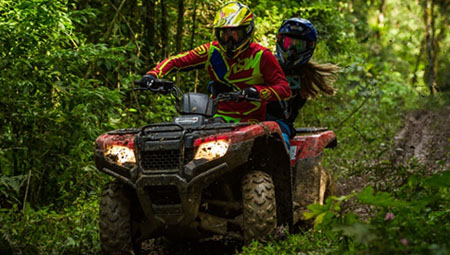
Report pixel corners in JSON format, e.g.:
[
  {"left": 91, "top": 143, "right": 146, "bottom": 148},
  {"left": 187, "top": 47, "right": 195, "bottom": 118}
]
[
  {"left": 357, "top": 186, "right": 407, "bottom": 208},
  {"left": 314, "top": 212, "right": 326, "bottom": 227},
  {"left": 424, "top": 171, "right": 450, "bottom": 188}
]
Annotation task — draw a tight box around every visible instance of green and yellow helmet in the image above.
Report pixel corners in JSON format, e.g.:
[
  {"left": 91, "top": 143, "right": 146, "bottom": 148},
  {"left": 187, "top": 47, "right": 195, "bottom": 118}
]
[{"left": 213, "top": 2, "right": 255, "bottom": 59}]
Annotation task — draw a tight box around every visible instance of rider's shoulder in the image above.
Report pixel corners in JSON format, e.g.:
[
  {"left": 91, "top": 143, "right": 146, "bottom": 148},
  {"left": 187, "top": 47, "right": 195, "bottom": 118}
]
[{"left": 249, "top": 42, "right": 269, "bottom": 52}]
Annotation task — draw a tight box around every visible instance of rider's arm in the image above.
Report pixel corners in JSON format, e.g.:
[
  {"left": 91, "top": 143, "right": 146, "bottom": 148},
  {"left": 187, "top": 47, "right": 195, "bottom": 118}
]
[
  {"left": 147, "top": 43, "right": 210, "bottom": 78},
  {"left": 253, "top": 50, "right": 291, "bottom": 102}
]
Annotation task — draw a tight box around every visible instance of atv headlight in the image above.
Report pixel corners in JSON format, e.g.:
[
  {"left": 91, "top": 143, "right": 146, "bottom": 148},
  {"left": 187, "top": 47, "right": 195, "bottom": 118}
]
[
  {"left": 194, "top": 139, "right": 229, "bottom": 161},
  {"left": 105, "top": 145, "right": 136, "bottom": 165}
]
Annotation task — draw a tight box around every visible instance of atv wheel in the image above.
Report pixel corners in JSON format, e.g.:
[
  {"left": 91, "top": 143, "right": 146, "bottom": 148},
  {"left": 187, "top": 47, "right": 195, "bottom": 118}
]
[
  {"left": 242, "top": 171, "right": 277, "bottom": 242},
  {"left": 99, "top": 181, "right": 141, "bottom": 255}
]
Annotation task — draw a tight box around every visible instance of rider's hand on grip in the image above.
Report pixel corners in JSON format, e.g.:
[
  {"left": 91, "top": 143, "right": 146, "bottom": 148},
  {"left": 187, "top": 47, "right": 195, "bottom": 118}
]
[
  {"left": 241, "top": 87, "right": 259, "bottom": 100},
  {"left": 136, "top": 75, "right": 157, "bottom": 90}
]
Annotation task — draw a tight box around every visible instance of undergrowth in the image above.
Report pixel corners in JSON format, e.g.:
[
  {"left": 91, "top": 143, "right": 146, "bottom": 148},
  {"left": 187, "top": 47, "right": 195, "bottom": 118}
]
[
  {"left": 242, "top": 170, "right": 450, "bottom": 255},
  {"left": 0, "top": 191, "right": 100, "bottom": 254}
]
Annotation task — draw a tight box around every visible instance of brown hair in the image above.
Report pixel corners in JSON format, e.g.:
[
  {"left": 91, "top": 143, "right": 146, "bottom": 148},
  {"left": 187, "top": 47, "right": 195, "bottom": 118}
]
[{"left": 296, "top": 61, "right": 339, "bottom": 99}]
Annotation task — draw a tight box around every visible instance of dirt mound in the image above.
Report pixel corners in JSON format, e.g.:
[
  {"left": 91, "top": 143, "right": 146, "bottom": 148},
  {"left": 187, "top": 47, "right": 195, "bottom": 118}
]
[
  {"left": 336, "top": 107, "right": 450, "bottom": 221},
  {"left": 391, "top": 107, "right": 450, "bottom": 172}
]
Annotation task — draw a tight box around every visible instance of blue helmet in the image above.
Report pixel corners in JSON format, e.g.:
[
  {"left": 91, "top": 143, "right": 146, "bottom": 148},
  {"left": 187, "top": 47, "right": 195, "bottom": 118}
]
[{"left": 276, "top": 18, "right": 317, "bottom": 71}]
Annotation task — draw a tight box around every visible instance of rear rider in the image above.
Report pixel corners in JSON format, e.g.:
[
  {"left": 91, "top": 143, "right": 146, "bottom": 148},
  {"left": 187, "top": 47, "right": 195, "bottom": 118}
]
[{"left": 268, "top": 18, "right": 339, "bottom": 135}]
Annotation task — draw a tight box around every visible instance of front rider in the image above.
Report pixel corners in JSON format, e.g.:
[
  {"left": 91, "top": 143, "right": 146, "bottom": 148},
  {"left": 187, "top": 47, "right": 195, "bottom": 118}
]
[{"left": 138, "top": 1, "right": 291, "bottom": 124}]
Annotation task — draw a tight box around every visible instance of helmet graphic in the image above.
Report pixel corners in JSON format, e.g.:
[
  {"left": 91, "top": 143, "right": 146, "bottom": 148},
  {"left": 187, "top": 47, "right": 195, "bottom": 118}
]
[
  {"left": 213, "top": 2, "right": 254, "bottom": 59},
  {"left": 276, "top": 18, "right": 317, "bottom": 70}
]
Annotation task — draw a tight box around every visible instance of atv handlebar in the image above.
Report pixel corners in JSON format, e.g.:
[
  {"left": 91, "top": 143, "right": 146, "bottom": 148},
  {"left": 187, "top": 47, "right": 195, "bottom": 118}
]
[
  {"left": 214, "top": 91, "right": 261, "bottom": 103},
  {"left": 134, "top": 79, "right": 175, "bottom": 94},
  {"left": 134, "top": 78, "right": 260, "bottom": 103}
]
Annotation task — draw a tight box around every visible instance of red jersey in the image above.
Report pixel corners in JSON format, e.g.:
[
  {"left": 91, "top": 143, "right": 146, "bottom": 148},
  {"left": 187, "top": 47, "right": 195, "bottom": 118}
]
[{"left": 147, "top": 41, "right": 291, "bottom": 122}]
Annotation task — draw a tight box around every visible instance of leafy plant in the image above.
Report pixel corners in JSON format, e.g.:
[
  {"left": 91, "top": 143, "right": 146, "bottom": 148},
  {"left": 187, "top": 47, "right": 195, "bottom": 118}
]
[{"left": 0, "top": 191, "right": 100, "bottom": 254}]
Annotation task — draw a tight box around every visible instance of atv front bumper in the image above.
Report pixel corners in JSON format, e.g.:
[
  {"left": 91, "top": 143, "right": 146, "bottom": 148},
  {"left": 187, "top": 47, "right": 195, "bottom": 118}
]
[{"left": 94, "top": 139, "right": 254, "bottom": 239}]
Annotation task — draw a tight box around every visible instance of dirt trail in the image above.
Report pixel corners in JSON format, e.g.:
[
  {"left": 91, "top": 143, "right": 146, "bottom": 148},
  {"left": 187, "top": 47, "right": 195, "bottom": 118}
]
[
  {"left": 336, "top": 107, "right": 450, "bottom": 219},
  {"left": 391, "top": 107, "right": 450, "bottom": 171}
]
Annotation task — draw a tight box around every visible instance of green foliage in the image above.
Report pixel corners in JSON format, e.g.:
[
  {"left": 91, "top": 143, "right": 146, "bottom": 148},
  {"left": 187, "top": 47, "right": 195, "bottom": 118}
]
[
  {"left": 243, "top": 171, "right": 450, "bottom": 255},
  {"left": 357, "top": 171, "right": 450, "bottom": 255},
  {"left": 1, "top": 0, "right": 448, "bottom": 253},
  {"left": 0, "top": 0, "right": 128, "bottom": 206},
  {"left": 242, "top": 230, "right": 340, "bottom": 255},
  {"left": 304, "top": 193, "right": 359, "bottom": 229},
  {"left": 0, "top": 175, "right": 26, "bottom": 206},
  {"left": 357, "top": 186, "right": 408, "bottom": 208},
  {"left": 0, "top": 191, "right": 100, "bottom": 254}
]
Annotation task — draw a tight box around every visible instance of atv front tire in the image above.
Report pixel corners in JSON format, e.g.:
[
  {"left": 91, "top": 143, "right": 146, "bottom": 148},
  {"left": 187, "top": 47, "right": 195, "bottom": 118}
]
[
  {"left": 242, "top": 171, "right": 277, "bottom": 242},
  {"left": 99, "top": 181, "right": 140, "bottom": 255}
]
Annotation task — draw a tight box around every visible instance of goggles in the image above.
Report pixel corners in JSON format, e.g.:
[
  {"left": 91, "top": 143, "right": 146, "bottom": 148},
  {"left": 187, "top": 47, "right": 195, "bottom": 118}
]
[
  {"left": 277, "top": 34, "right": 308, "bottom": 53},
  {"left": 216, "top": 27, "right": 247, "bottom": 45}
]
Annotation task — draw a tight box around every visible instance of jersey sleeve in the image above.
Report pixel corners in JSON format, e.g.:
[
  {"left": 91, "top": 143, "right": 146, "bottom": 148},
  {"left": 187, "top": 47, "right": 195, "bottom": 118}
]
[
  {"left": 253, "top": 50, "right": 291, "bottom": 102},
  {"left": 146, "top": 43, "right": 210, "bottom": 78}
]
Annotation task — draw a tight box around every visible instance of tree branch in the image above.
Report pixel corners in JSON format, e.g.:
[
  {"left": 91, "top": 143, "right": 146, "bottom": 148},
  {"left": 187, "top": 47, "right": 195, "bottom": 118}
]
[
  {"left": 337, "top": 96, "right": 370, "bottom": 128},
  {"left": 103, "top": 0, "right": 127, "bottom": 41}
]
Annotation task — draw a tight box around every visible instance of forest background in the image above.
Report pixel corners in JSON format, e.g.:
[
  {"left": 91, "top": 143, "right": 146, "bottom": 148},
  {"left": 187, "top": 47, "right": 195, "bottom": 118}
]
[{"left": 0, "top": 0, "right": 449, "bottom": 254}]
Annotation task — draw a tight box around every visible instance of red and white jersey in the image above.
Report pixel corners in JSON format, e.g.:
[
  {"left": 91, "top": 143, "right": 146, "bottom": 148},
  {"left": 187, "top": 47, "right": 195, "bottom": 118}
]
[{"left": 147, "top": 41, "right": 291, "bottom": 122}]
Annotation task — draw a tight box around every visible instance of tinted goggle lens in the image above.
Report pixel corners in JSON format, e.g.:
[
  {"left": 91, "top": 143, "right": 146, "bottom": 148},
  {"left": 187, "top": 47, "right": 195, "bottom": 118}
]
[
  {"left": 278, "top": 35, "right": 307, "bottom": 52},
  {"left": 217, "top": 28, "right": 245, "bottom": 44}
]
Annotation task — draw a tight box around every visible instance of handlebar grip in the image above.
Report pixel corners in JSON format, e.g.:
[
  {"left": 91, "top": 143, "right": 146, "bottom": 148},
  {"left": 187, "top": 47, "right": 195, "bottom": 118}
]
[
  {"left": 134, "top": 78, "right": 174, "bottom": 92},
  {"left": 134, "top": 80, "right": 146, "bottom": 86}
]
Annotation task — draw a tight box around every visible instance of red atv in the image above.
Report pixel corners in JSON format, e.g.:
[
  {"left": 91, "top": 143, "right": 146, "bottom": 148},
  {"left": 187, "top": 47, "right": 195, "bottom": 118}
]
[{"left": 94, "top": 79, "right": 336, "bottom": 254}]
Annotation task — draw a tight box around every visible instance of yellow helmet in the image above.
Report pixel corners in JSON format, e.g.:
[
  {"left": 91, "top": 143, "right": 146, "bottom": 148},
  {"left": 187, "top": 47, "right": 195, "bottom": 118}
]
[{"left": 213, "top": 2, "right": 255, "bottom": 58}]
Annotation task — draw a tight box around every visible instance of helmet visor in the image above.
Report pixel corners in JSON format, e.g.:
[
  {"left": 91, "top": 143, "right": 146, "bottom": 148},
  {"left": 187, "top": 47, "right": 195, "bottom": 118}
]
[
  {"left": 216, "top": 27, "right": 247, "bottom": 45},
  {"left": 278, "top": 35, "right": 307, "bottom": 53}
]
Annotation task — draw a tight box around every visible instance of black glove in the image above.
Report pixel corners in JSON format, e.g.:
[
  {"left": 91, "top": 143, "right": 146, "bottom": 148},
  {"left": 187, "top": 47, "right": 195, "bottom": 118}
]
[
  {"left": 138, "top": 74, "right": 156, "bottom": 88},
  {"left": 241, "top": 87, "right": 259, "bottom": 99}
]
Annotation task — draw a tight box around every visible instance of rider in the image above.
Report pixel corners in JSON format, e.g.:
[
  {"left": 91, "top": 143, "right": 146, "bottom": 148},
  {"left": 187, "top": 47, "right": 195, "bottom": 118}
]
[
  {"left": 268, "top": 18, "right": 339, "bottom": 135},
  {"left": 138, "top": 2, "right": 291, "bottom": 124}
]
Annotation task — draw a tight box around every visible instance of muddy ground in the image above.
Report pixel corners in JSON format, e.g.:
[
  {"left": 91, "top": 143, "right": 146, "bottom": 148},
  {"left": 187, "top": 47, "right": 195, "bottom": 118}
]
[
  {"left": 141, "top": 107, "right": 450, "bottom": 255},
  {"left": 391, "top": 107, "right": 450, "bottom": 171},
  {"left": 337, "top": 107, "right": 450, "bottom": 196}
]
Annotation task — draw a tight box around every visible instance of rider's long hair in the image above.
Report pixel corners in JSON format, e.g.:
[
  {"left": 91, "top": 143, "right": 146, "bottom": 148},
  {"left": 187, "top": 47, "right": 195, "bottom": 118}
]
[{"left": 296, "top": 61, "right": 339, "bottom": 99}]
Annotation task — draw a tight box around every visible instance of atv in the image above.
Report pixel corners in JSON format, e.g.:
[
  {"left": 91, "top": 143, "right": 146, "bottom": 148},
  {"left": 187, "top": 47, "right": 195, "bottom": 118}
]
[{"left": 94, "top": 79, "right": 336, "bottom": 254}]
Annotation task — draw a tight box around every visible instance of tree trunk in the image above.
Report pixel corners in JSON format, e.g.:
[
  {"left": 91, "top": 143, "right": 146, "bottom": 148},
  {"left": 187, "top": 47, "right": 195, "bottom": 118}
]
[
  {"left": 175, "top": 0, "right": 185, "bottom": 89},
  {"left": 190, "top": 0, "right": 198, "bottom": 49},
  {"left": 411, "top": 38, "right": 425, "bottom": 87},
  {"left": 191, "top": 0, "right": 199, "bottom": 91},
  {"left": 176, "top": 0, "right": 185, "bottom": 53},
  {"left": 424, "top": 0, "right": 436, "bottom": 95},
  {"left": 144, "top": 0, "right": 156, "bottom": 63},
  {"left": 375, "top": 0, "right": 385, "bottom": 40},
  {"left": 432, "top": 1, "right": 448, "bottom": 91},
  {"left": 161, "top": 0, "right": 169, "bottom": 58}
]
